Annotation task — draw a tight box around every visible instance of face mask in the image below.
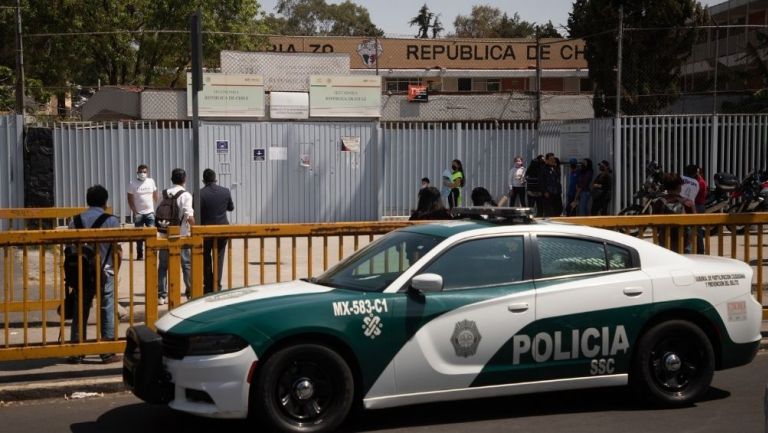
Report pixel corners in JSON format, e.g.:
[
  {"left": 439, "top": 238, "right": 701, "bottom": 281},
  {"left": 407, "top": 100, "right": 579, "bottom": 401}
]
[{"left": 137, "top": 173, "right": 147, "bottom": 181}]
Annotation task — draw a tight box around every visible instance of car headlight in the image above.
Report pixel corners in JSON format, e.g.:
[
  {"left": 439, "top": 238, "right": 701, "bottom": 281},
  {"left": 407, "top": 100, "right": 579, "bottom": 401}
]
[{"left": 186, "top": 334, "right": 249, "bottom": 356}]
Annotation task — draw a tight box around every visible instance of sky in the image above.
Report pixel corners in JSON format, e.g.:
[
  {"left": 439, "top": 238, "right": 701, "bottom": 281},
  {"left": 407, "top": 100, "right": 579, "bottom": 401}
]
[{"left": 259, "top": 0, "right": 726, "bottom": 37}]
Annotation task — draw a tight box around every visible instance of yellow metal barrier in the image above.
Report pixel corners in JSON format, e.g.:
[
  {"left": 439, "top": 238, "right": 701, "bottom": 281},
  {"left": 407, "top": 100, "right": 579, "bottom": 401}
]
[
  {"left": 0, "top": 207, "right": 112, "bottom": 230},
  {"left": 0, "top": 214, "right": 765, "bottom": 361}
]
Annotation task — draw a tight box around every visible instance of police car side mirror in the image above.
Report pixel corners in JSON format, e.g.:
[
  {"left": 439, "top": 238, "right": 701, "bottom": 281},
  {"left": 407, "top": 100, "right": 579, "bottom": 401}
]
[{"left": 410, "top": 273, "right": 443, "bottom": 293}]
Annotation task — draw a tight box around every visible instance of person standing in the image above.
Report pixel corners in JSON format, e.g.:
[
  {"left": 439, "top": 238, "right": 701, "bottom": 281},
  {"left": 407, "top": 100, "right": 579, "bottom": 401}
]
[
  {"left": 200, "top": 169, "right": 234, "bottom": 294},
  {"left": 681, "top": 164, "right": 701, "bottom": 205},
  {"left": 507, "top": 156, "right": 526, "bottom": 207},
  {"left": 127, "top": 164, "right": 158, "bottom": 260},
  {"left": 576, "top": 158, "right": 594, "bottom": 216},
  {"left": 591, "top": 160, "right": 613, "bottom": 215},
  {"left": 542, "top": 153, "right": 563, "bottom": 217},
  {"left": 526, "top": 155, "right": 545, "bottom": 216},
  {"left": 447, "top": 159, "right": 465, "bottom": 209},
  {"left": 564, "top": 158, "right": 580, "bottom": 216},
  {"left": 157, "top": 168, "right": 195, "bottom": 305},
  {"left": 694, "top": 165, "right": 708, "bottom": 253},
  {"left": 68, "top": 185, "right": 122, "bottom": 364}
]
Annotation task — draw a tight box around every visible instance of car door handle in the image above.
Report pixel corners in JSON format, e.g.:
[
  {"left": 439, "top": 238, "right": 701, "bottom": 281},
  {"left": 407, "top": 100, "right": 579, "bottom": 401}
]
[
  {"left": 623, "top": 287, "right": 644, "bottom": 297},
  {"left": 508, "top": 303, "right": 530, "bottom": 313}
]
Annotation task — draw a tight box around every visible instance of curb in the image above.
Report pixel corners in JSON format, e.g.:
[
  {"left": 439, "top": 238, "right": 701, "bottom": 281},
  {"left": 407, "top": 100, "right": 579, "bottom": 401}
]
[{"left": 0, "top": 376, "right": 125, "bottom": 403}]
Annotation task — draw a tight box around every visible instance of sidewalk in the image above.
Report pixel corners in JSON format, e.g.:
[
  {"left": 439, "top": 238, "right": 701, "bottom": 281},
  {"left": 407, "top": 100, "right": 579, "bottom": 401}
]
[{"left": 2, "top": 322, "right": 768, "bottom": 403}]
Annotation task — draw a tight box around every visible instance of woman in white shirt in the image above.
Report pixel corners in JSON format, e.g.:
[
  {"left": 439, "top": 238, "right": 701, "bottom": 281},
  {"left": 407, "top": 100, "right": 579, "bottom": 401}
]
[{"left": 507, "top": 156, "right": 527, "bottom": 207}]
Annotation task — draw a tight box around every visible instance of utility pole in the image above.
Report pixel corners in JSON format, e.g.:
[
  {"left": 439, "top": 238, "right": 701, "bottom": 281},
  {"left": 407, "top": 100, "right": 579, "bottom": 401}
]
[
  {"left": 535, "top": 26, "right": 542, "bottom": 124},
  {"left": 14, "top": 0, "right": 25, "bottom": 115},
  {"left": 613, "top": 3, "right": 624, "bottom": 214},
  {"left": 190, "top": 10, "right": 203, "bottom": 218}
]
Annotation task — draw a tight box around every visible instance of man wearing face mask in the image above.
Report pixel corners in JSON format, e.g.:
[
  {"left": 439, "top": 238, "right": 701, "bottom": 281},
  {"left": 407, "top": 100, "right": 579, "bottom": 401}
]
[{"left": 127, "top": 164, "right": 159, "bottom": 260}]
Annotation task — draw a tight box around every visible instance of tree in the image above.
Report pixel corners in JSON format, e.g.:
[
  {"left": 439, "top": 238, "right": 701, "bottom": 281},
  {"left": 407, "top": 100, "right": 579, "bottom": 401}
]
[
  {"left": 274, "top": 0, "right": 383, "bottom": 36},
  {"left": 453, "top": 6, "right": 547, "bottom": 38},
  {"left": 409, "top": 4, "right": 433, "bottom": 38},
  {"left": 0, "top": 0, "right": 270, "bottom": 115},
  {"left": 431, "top": 15, "right": 444, "bottom": 39},
  {"left": 568, "top": 0, "right": 707, "bottom": 116}
]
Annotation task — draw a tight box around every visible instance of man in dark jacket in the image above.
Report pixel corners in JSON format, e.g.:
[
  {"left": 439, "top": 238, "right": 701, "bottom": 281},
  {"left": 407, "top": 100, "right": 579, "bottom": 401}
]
[
  {"left": 200, "top": 169, "right": 235, "bottom": 294},
  {"left": 542, "top": 153, "right": 563, "bottom": 217},
  {"left": 525, "top": 155, "right": 545, "bottom": 217}
]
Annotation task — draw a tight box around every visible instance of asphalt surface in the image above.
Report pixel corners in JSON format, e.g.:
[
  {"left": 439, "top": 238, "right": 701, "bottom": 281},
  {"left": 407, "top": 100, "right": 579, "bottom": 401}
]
[{"left": 2, "top": 353, "right": 767, "bottom": 433}]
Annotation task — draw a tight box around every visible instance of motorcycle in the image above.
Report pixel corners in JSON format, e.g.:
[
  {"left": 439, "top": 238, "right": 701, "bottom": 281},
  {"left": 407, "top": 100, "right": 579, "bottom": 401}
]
[
  {"left": 618, "top": 162, "right": 665, "bottom": 236},
  {"left": 726, "top": 169, "right": 768, "bottom": 233},
  {"left": 702, "top": 172, "right": 739, "bottom": 234}
]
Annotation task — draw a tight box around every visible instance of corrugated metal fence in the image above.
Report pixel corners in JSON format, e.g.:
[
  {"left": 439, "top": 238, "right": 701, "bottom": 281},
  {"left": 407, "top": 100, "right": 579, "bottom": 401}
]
[
  {"left": 3, "top": 113, "right": 765, "bottom": 221},
  {"left": 382, "top": 119, "right": 614, "bottom": 217},
  {"left": 53, "top": 121, "right": 193, "bottom": 221},
  {"left": 199, "top": 122, "right": 378, "bottom": 223},
  {"left": 0, "top": 115, "right": 24, "bottom": 229}
]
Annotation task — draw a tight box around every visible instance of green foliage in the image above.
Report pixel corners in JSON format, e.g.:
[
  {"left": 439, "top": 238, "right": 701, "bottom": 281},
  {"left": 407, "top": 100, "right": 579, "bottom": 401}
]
[
  {"left": 0, "top": 65, "right": 52, "bottom": 112},
  {"left": 0, "top": 0, "right": 270, "bottom": 103},
  {"left": 453, "top": 6, "right": 558, "bottom": 38},
  {"left": 273, "top": 0, "right": 383, "bottom": 36},
  {"left": 568, "top": 0, "right": 707, "bottom": 116},
  {"left": 409, "top": 4, "right": 433, "bottom": 38}
]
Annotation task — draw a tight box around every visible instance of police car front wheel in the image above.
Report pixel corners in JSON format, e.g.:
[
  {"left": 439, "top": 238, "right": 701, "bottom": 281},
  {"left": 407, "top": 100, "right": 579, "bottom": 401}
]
[
  {"left": 632, "top": 320, "right": 715, "bottom": 407},
  {"left": 252, "top": 344, "right": 354, "bottom": 433}
]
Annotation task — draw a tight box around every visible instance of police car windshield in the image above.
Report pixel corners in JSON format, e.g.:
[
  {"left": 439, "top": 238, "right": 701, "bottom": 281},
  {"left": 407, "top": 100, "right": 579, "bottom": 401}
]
[{"left": 314, "top": 231, "right": 444, "bottom": 292}]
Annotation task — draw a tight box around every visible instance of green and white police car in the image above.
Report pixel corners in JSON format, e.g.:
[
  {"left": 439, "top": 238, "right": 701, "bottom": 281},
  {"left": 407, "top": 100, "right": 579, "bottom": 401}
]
[{"left": 123, "top": 208, "right": 761, "bottom": 433}]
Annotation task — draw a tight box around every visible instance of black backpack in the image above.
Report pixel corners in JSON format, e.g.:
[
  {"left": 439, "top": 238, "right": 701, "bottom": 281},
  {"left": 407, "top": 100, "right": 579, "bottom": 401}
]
[
  {"left": 60, "top": 213, "right": 113, "bottom": 319},
  {"left": 155, "top": 189, "right": 185, "bottom": 233}
]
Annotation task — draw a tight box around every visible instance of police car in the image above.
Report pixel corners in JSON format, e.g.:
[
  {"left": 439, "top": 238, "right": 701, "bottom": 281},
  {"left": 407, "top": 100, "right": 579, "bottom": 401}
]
[{"left": 123, "top": 208, "right": 761, "bottom": 433}]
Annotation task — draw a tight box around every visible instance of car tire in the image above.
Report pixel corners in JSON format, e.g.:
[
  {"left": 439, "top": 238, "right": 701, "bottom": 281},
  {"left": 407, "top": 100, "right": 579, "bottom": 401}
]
[
  {"left": 253, "top": 344, "right": 354, "bottom": 433},
  {"left": 631, "top": 320, "right": 714, "bottom": 407}
]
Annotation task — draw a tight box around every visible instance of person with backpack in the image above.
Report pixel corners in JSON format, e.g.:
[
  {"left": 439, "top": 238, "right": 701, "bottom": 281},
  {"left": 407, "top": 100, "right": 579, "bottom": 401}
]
[
  {"left": 157, "top": 168, "right": 195, "bottom": 305},
  {"left": 652, "top": 172, "right": 696, "bottom": 253},
  {"left": 66, "top": 184, "right": 122, "bottom": 364},
  {"left": 200, "top": 168, "right": 234, "bottom": 294}
]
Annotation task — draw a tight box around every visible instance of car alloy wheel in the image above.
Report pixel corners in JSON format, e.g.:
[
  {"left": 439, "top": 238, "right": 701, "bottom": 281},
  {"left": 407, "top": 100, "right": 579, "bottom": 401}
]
[
  {"left": 632, "top": 320, "right": 714, "bottom": 407},
  {"left": 254, "top": 344, "right": 354, "bottom": 433}
]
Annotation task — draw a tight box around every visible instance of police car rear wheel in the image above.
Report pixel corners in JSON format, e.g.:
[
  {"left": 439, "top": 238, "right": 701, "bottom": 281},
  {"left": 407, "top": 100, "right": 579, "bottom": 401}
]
[
  {"left": 253, "top": 344, "right": 354, "bottom": 433},
  {"left": 632, "top": 320, "right": 714, "bottom": 407}
]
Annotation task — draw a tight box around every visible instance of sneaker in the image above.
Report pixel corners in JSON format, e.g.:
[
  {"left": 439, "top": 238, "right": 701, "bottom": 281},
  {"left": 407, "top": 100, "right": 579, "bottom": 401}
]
[
  {"left": 66, "top": 355, "right": 85, "bottom": 364},
  {"left": 158, "top": 296, "right": 167, "bottom": 305},
  {"left": 100, "top": 353, "right": 122, "bottom": 364}
]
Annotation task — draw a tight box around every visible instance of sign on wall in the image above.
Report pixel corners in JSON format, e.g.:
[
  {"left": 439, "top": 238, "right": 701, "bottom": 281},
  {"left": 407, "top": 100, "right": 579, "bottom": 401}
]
[
  {"left": 187, "top": 73, "right": 265, "bottom": 117},
  {"left": 407, "top": 84, "right": 428, "bottom": 102},
  {"left": 309, "top": 76, "right": 382, "bottom": 117},
  {"left": 266, "top": 36, "right": 587, "bottom": 70},
  {"left": 221, "top": 51, "right": 350, "bottom": 92},
  {"left": 560, "top": 122, "right": 591, "bottom": 161},
  {"left": 270, "top": 92, "right": 309, "bottom": 119}
]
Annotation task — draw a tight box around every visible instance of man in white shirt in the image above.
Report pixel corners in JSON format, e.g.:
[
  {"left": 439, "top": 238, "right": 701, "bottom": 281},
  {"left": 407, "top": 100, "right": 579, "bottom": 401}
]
[
  {"left": 680, "top": 165, "right": 700, "bottom": 205},
  {"left": 157, "top": 168, "right": 195, "bottom": 305},
  {"left": 127, "top": 164, "right": 158, "bottom": 260}
]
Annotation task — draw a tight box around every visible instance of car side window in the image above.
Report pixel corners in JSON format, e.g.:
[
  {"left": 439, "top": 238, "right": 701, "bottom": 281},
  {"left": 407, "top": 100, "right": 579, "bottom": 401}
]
[
  {"left": 606, "top": 244, "right": 632, "bottom": 270},
  {"left": 421, "top": 236, "right": 524, "bottom": 291},
  {"left": 537, "top": 236, "right": 607, "bottom": 278}
]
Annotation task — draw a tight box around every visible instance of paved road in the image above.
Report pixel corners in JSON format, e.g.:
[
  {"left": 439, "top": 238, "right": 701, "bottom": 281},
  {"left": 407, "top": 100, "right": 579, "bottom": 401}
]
[{"left": 3, "top": 353, "right": 767, "bottom": 433}]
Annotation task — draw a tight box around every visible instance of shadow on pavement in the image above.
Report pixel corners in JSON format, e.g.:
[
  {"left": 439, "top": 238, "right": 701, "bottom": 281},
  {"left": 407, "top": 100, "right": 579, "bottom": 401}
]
[{"left": 73, "top": 386, "right": 731, "bottom": 433}]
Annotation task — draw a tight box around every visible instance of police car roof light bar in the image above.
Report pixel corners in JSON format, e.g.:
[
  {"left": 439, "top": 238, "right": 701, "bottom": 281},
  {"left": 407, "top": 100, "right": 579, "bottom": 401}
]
[{"left": 450, "top": 207, "right": 535, "bottom": 224}]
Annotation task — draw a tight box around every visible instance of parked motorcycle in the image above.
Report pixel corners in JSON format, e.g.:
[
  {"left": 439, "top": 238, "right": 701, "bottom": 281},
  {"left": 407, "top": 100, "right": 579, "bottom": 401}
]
[
  {"left": 726, "top": 169, "right": 768, "bottom": 233},
  {"left": 618, "top": 161, "right": 665, "bottom": 235}
]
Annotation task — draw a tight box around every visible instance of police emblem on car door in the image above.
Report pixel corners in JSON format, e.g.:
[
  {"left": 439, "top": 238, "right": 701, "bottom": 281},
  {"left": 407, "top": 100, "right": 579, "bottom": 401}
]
[{"left": 388, "top": 235, "right": 538, "bottom": 394}]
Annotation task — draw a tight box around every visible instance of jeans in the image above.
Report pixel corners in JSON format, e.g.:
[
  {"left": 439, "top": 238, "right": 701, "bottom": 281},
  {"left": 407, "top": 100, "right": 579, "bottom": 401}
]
[
  {"left": 695, "top": 204, "right": 706, "bottom": 253},
  {"left": 203, "top": 238, "right": 228, "bottom": 294},
  {"left": 508, "top": 187, "right": 526, "bottom": 207},
  {"left": 158, "top": 247, "right": 191, "bottom": 298},
  {"left": 70, "top": 272, "right": 115, "bottom": 342},
  {"left": 579, "top": 191, "right": 591, "bottom": 216},
  {"left": 133, "top": 213, "right": 155, "bottom": 257}
]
